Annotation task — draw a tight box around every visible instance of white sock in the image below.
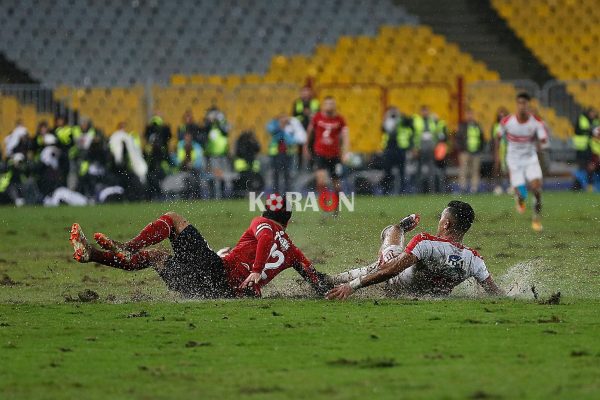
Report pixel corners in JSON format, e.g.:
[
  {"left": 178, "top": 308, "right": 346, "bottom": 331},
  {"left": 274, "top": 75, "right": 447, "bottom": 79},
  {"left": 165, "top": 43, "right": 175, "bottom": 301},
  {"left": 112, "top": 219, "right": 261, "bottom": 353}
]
[{"left": 333, "top": 261, "right": 379, "bottom": 284}]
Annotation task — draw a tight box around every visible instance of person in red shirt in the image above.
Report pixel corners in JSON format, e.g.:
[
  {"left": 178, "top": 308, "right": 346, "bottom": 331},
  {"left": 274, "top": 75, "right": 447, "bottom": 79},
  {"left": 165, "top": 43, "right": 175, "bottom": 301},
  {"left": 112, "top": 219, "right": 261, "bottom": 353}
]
[
  {"left": 68, "top": 200, "right": 331, "bottom": 298},
  {"left": 305, "top": 96, "right": 350, "bottom": 196}
]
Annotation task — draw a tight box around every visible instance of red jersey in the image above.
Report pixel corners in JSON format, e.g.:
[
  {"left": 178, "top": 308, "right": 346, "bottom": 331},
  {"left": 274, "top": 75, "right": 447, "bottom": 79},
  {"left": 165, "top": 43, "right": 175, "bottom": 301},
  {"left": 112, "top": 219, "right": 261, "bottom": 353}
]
[
  {"left": 311, "top": 111, "right": 347, "bottom": 158},
  {"left": 222, "top": 217, "right": 317, "bottom": 296}
]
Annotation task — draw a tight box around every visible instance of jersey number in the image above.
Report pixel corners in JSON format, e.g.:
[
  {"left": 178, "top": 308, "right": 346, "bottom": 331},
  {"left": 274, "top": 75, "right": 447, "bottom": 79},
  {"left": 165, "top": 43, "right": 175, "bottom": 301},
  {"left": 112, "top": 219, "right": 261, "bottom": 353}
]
[
  {"left": 261, "top": 243, "right": 285, "bottom": 279},
  {"left": 445, "top": 254, "right": 465, "bottom": 280}
]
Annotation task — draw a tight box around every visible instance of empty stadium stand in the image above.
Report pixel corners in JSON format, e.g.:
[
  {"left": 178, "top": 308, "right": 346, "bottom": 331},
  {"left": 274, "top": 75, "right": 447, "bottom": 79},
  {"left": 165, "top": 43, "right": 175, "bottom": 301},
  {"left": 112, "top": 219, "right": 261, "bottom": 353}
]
[
  {"left": 492, "top": 0, "right": 600, "bottom": 111},
  {"left": 0, "top": 0, "right": 417, "bottom": 86}
]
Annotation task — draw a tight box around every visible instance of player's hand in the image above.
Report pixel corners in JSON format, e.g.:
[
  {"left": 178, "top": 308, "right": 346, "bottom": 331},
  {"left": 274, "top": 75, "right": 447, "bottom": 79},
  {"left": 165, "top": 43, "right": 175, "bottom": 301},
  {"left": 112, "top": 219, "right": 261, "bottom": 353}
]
[
  {"left": 240, "top": 272, "right": 261, "bottom": 289},
  {"left": 325, "top": 284, "right": 354, "bottom": 300}
]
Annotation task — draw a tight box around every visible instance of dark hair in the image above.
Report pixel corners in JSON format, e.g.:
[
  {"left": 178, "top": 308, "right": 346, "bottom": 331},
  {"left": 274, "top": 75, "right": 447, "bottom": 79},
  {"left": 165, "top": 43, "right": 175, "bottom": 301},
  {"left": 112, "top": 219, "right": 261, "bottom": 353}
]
[
  {"left": 516, "top": 92, "right": 531, "bottom": 101},
  {"left": 262, "top": 195, "right": 292, "bottom": 227},
  {"left": 446, "top": 200, "right": 475, "bottom": 233}
]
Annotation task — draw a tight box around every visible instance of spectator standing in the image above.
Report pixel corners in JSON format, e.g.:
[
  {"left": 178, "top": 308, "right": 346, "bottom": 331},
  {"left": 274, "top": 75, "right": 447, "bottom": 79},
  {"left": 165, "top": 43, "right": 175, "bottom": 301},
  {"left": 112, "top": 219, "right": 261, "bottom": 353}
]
[
  {"left": 76, "top": 118, "right": 109, "bottom": 197},
  {"left": 51, "top": 115, "right": 75, "bottom": 184},
  {"left": 30, "top": 121, "right": 54, "bottom": 160},
  {"left": 491, "top": 107, "right": 509, "bottom": 194},
  {"left": 267, "top": 115, "right": 297, "bottom": 193},
  {"left": 144, "top": 113, "right": 172, "bottom": 200},
  {"left": 173, "top": 131, "right": 204, "bottom": 199},
  {"left": 412, "top": 105, "right": 447, "bottom": 193},
  {"left": 109, "top": 122, "right": 147, "bottom": 200},
  {"left": 573, "top": 107, "right": 599, "bottom": 190},
  {"left": 202, "top": 106, "right": 230, "bottom": 198},
  {"left": 177, "top": 109, "right": 204, "bottom": 145},
  {"left": 3, "top": 120, "right": 30, "bottom": 159},
  {"left": 456, "top": 109, "right": 486, "bottom": 193},
  {"left": 233, "top": 130, "right": 263, "bottom": 196},
  {"left": 292, "top": 86, "right": 320, "bottom": 168},
  {"left": 380, "top": 106, "right": 414, "bottom": 194}
]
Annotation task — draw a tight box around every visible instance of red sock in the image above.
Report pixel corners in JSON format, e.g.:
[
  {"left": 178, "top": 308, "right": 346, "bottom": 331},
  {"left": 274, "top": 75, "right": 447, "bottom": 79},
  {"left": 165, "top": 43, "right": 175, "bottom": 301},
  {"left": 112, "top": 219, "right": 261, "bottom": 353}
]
[
  {"left": 90, "top": 248, "right": 121, "bottom": 267},
  {"left": 90, "top": 248, "right": 154, "bottom": 271},
  {"left": 126, "top": 214, "right": 175, "bottom": 252}
]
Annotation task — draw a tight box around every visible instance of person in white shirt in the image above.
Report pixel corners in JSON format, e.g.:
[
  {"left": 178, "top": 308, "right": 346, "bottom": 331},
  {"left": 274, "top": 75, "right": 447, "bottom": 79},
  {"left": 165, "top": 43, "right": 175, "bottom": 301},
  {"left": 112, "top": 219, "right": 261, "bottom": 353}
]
[
  {"left": 495, "top": 92, "right": 548, "bottom": 232},
  {"left": 326, "top": 201, "right": 503, "bottom": 299}
]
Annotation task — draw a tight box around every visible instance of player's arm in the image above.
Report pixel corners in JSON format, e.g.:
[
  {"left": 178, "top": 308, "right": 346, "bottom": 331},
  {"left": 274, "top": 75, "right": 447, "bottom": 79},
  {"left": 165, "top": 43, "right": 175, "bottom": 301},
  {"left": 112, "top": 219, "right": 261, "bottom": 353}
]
[
  {"left": 479, "top": 276, "right": 504, "bottom": 296},
  {"left": 472, "top": 259, "right": 504, "bottom": 296},
  {"left": 240, "top": 223, "right": 275, "bottom": 288},
  {"left": 326, "top": 252, "right": 417, "bottom": 300},
  {"left": 291, "top": 247, "right": 333, "bottom": 296}
]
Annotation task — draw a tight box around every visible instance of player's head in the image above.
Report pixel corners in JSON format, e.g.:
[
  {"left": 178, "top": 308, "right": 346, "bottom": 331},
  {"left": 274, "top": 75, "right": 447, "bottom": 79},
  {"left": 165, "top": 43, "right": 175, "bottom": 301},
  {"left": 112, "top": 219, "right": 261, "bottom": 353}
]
[
  {"left": 300, "top": 86, "right": 312, "bottom": 100},
  {"left": 262, "top": 195, "right": 292, "bottom": 228},
  {"left": 465, "top": 108, "right": 474, "bottom": 122},
  {"left": 438, "top": 200, "right": 475, "bottom": 237},
  {"left": 420, "top": 105, "right": 430, "bottom": 117},
  {"left": 516, "top": 92, "right": 531, "bottom": 115},
  {"left": 322, "top": 96, "right": 336, "bottom": 115}
]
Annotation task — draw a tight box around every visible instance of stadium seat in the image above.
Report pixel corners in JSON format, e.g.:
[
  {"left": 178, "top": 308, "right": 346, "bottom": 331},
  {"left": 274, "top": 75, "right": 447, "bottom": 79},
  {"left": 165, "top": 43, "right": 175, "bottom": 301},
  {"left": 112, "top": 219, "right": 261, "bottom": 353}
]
[{"left": 491, "top": 0, "right": 600, "bottom": 109}]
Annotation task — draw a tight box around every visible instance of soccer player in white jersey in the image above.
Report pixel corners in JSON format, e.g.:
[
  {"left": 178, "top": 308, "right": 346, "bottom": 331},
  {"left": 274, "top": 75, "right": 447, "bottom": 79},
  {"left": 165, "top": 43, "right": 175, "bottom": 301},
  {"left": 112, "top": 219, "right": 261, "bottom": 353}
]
[
  {"left": 326, "top": 201, "right": 503, "bottom": 300},
  {"left": 495, "top": 92, "right": 549, "bottom": 232}
]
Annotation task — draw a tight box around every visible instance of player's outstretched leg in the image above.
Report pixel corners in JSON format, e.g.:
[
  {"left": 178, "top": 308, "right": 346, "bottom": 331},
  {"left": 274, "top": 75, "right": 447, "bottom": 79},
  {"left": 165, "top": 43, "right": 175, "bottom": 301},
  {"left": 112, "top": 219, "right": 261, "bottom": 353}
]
[
  {"left": 70, "top": 223, "right": 169, "bottom": 270},
  {"left": 94, "top": 212, "right": 189, "bottom": 259},
  {"left": 333, "top": 214, "right": 419, "bottom": 284},
  {"left": 530, "top": 179, "right": 543, "bottom": 232}
]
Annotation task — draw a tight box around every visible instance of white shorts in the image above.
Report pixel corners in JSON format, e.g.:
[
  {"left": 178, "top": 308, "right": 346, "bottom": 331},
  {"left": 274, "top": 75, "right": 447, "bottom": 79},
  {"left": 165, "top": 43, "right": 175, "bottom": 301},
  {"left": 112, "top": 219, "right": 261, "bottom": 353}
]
[
  {"left": 379, "top": 245, "right": 416, "bottom": 287},
  {"left": 507, "top": 158, "right": 542, "bottom": 188}
]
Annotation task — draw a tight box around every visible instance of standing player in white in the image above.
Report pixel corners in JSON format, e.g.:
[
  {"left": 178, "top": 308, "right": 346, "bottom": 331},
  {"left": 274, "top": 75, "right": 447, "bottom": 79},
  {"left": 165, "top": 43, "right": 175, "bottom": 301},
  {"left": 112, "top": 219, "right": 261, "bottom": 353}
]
[
  {"left": 326, "top": 201, "right": 503, "bottom": 299},
  {"left": 495, "top": 92, "right": 549, "bottom": 232}
]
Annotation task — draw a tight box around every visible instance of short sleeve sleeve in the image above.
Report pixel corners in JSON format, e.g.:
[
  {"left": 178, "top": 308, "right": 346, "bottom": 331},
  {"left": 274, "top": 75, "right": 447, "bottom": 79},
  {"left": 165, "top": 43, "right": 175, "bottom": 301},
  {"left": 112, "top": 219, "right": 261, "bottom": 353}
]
[
  {"left": 470, "top": 258, "right": 490, "bottom": 283},
  {"left": 251, "top": 218, "right": 273, "bottom": 240},
  {"left": 536, "top": 120, "right": 548, "bottom": 142},
  {"left": 404, "top": 234, "right": 431, "bottom": 260}
]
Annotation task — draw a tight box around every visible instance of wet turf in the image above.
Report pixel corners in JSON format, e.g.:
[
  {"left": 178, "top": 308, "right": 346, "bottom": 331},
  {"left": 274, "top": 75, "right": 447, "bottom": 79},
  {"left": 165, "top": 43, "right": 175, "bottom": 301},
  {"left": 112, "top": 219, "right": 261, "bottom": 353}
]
[{"left": 0, "top": 193, "right": 599, "bottom": 399}]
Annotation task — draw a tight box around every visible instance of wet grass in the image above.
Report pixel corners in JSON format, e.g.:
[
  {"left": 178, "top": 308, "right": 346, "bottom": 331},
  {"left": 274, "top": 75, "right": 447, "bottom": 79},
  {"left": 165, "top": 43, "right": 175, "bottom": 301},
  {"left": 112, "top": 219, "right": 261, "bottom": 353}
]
[{"left": 0, "top": 192, "right": 599, "bottom": 398}]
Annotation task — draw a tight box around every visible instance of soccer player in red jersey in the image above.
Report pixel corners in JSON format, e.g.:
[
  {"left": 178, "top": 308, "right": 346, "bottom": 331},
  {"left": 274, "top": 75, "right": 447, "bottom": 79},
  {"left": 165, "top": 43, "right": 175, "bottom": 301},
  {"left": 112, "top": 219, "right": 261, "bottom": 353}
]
[
  {"left": 69, "top": 200, "right": 331, "bottom": 298},
  {"left": 305, "top": 96, "right": 350, "bottom": 197},
  {"left": 327, "top": 201, "right": 504, "bottom": 299}
]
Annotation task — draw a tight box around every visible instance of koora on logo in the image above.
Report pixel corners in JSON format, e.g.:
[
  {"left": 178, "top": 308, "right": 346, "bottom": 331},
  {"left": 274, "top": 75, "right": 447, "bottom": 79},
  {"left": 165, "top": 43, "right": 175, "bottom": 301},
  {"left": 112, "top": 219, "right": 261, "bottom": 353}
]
[
  {"left": 249, "top": 191, "right": 355, "bottom": 212},
  {"left": 265, "top": 193, "right": 284, "bottom": 211}
]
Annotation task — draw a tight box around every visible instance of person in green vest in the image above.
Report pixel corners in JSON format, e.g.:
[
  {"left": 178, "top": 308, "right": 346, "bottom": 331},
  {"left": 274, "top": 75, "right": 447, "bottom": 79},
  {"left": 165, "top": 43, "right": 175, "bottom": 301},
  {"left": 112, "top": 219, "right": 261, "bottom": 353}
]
[
  {"left": 173, "top": 131, "right": 204, "bottom": 199},
  {"left": 380, "top": 106, "right": 414, "bottom": 194},
  {"left": 0, "top": 153, "right": 27, "bottom": 205},
  {"left": 232, "top": 130, "right": 263, "bottom": 197},
  {"left": 590, "top": 127, "right": 600, "bottom": 192},
  {"left": 144, "top": 112, "right": 173, "bottom": 200},
  {"left": 490, "top": 107, "right": 509, "bottom": 194},
  {"left": 202, "top": 106, "right": 230, "bottom": 198},
  {"left": 267, "top": 115, "right": 298, "bottom": 193},
  {"left": 572, "top": 107, "right": 598, "bottom": 190},
  {"left": 455, "top": 109, "right": 486, "bottom": 193},
  {"left": 412, "top": 105, "right": 447, "bottom": 193},
  {"left": 51, "top": 115, "right": 76, "bottom": 183},
  {"left": 292, "top": 86, "right": 320, "bottom": 169},
  {"left": 177, "top": 109, "right": 204, "bottom": 145},
  {"left": 76, "top": 118, "right": 109, "bottom": 197}
]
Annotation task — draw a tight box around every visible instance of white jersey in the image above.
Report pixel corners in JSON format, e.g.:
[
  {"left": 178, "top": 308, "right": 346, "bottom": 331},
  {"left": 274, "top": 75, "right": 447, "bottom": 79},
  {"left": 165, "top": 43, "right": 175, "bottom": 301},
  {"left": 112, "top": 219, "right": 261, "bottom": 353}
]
[
  {"left": 497, "top": 114, "right": 548, "bottom": 165},
  {"left": 381, "top": 233, "right": 489, "bottom": 296}
]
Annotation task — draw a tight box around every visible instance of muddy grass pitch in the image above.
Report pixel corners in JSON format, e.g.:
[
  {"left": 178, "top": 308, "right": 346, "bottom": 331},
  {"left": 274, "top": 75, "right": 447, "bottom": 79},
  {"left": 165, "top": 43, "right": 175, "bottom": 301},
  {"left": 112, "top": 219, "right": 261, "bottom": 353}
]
[{"left": 1, "top": 193, "right": 599, "bottom": 399}]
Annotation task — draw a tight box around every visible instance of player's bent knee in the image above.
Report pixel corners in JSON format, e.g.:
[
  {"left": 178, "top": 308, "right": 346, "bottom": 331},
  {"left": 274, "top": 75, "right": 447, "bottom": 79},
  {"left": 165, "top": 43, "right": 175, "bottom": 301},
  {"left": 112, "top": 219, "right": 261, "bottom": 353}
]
[{"left": 162, "top": 212, "right": 189, "bottom": 235}]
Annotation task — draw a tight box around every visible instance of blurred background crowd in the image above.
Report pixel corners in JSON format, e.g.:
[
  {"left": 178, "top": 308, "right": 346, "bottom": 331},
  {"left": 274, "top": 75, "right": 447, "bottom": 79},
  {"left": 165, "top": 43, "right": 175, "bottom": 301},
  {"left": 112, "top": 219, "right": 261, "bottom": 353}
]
[{"left": 2, "top": 85, "right": 598, "bottom": 206}]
